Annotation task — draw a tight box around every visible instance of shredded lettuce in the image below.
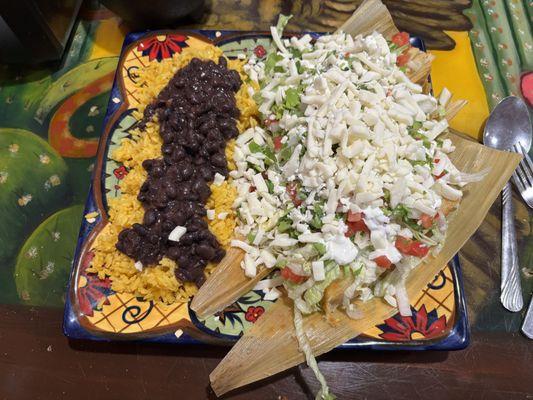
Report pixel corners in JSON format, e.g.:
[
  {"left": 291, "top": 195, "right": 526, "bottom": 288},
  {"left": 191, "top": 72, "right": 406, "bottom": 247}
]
[
  {"left": 270, "top": 14, "right": 293, "bottom": 55},
  {"left": 312, "top": 242, "right": 327, "bottom": 256},
  {"left": 303, "top": 261, "right": 340, "bottom": 310},
  {"left": 293, "top": 306, "right": 336, "bottom": 400},
  {"left": 275, "top": 14, "right": 292, "bottom": 36}
]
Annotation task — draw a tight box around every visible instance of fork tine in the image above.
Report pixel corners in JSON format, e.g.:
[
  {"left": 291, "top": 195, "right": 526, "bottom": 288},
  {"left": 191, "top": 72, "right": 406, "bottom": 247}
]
[
  {"left": 518, "top": 143, "right": 533, "bottom": 178},
  {"left": 516, "top": 161, "right": 532, "bottom": 187},
  {"left": 513, "top": 171, "right": 526, "bottom": 191}
]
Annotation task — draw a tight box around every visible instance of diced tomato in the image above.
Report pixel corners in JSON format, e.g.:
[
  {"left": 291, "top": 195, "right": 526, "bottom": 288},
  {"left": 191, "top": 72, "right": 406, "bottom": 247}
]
[
  {"left": 409, "top": 241, "right": 430, "bottom": 257},
  {"left": 346, "top": 210, "right": 363, "bottom": 222},
  {"left": 391, "top": 31, "right": 410, "bottom": 47},
  {"left": 434, "top": 171, "right": 446, "bottom": 180},
  {"left": 286, "top": 182, "right": 303, "bottom": 206},
  {"left": 373, "top": 255, "right": 392, "bottom": 269},
  {"left": 345, "top": 211, "right": 369, "bottom": 236},
  {"left": 434, "top": 158, "right": 440, "bottom": 163},
  {"left": 344, "top": 52, "right": 351, "bottom": 58},
  {"left": 249, "top": 185, "right": 256, "bottom": 192},
  {"left": 419, "top": 213, "right": 434, "bottom": 229},
  {"left": 395, "top": 236, "right": 430, "bottom": 258},
  {"left": 395, "top": 236, "right": 412, "bottom": 254},
  {"left": 273, "top": 136, "right": 283, "bottom": 151},
  {"left": 281, "top": 267, "right": 307, "bottom": 284},
  {"left": 397, "top": 53, "right": 410, "bottom": 67}
]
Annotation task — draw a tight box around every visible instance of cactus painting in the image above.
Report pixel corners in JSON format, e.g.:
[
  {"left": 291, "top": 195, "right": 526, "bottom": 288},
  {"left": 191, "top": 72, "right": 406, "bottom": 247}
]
[
  {"left": 14, "top": 205, "right": 84, "bottom": 306},
  {"left": 0, "top": 17, "right": 118, "bottom": 306},
  {"left": 466, "top": 0, "right": 533, "bottom": 109},
  {"left": 0, "top": 128, "right": 69, "bottom": 262}
]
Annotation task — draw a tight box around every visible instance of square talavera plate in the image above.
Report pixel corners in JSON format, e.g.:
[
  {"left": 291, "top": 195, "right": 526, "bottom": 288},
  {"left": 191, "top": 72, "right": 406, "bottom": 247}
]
[{"left": 63, "top": 29, "right": 469, "bottom": 350}]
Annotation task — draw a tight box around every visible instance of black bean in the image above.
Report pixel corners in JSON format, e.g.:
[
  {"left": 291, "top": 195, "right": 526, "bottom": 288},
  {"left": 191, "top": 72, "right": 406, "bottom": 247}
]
[
  {"left": 213, "top": 248, "right": 226, "bottom": 263},
  {"left": 166, "top": 184, "right": 178, "bottom": 199},
  {"left": 143, "top": 209, "right": 158, "bottom": 226},
  {"left": 211, "top": 152, "right": 226, "bottom": 168},
  {"left": 196, "top": 243, "right": 215, "bottom": 260},
  {"left": 116, "top": 57, "right": 242, "bottom": 283}
]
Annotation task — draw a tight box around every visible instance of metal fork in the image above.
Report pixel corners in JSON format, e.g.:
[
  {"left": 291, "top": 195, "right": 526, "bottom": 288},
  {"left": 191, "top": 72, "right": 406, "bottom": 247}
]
[
  {"left": 511, "top": 142, "right": 533, "bottom": 339},
  {"left": 512, "top": 142, "right": 533, "bottom": 208}
]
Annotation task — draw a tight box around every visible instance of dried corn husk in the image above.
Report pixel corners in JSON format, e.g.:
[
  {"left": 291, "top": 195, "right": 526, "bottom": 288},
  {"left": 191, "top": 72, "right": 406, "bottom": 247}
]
[
  {"left": 209, "top": 0, "right": 522, "bottom": 395},
  {"left": 191, "top": 246, "right": 270, "bottom": 318},
  {"left": 210, "top": 131, "right": 521, "bottom": 396}
]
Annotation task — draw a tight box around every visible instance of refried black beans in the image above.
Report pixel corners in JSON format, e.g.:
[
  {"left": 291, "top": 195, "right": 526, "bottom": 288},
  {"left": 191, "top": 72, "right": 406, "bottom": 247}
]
[{"left": 115, "top": 57, "right": 242, "bottom": 286}]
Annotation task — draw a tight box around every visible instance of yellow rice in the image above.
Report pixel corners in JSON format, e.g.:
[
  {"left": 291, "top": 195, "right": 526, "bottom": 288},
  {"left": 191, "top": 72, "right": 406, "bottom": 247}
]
[{"left": 89, "top": 45, "right": 258, "bottom": 304}]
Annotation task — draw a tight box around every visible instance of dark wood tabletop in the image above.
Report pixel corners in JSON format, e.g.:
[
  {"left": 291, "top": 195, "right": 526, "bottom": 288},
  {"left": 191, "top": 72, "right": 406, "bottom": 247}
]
[
  {"left": 0, "top": 1, "right": 532, "bottom": 399},
  {"left": 1, "top": 300, "right": 532, "bottom": 400}
]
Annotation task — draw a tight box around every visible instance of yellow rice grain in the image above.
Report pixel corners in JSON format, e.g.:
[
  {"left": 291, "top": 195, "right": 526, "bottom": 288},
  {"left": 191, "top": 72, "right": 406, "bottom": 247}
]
[{"left": 89, "top": 45, "right": 258, "bottom": 304}]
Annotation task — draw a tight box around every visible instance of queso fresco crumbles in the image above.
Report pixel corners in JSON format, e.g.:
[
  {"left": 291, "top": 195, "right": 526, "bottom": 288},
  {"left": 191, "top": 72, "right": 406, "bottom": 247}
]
[{"left": 230, "top": 20, "right": 485, "bottom": 320}]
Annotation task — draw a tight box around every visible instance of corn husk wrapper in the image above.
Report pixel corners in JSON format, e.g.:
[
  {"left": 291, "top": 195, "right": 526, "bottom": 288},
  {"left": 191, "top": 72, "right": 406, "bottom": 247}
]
[
  {"left": 209, "top": 0, "right": 522, "bottom": 395},
  {"left": 191, "top": 246, "right": 270, "bottom": 318}
]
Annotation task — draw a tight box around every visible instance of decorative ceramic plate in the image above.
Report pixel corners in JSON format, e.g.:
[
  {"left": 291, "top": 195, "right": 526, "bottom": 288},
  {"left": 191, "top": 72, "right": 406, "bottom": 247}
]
[{"left": 63, "top": 29, "right": 469, "bottom": 350}]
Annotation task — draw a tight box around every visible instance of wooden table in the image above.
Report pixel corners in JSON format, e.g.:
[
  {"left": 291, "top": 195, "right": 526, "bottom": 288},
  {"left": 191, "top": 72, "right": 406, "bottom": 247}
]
[
  {"left": 1, "top": 299, "right": 531, "bottom": 399},
  {"left": 0, "top": 1, "right": 532, "bottom": 399}
]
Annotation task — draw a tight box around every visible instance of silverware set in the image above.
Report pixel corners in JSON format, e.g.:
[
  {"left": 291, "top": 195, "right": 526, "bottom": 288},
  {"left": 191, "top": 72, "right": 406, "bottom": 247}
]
[{"left": 483, "top": 96, "right": 532, "bottom": 338}]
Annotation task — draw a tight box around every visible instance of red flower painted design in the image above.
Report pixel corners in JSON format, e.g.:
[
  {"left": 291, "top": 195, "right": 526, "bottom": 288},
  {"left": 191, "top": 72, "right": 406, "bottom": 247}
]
[
  {"left": 77, "top": 251, "right": 112, "bottom": 317},
  {"left": 377, "top": 305, "right": 447, "bottom": 341},
  {"left": 254, "top": 45, "right": 267, "bottom": 58},
  {"left": 244, "top": 306, "right": 265, "bottom": 323},
  {"left": 113, "top": 165, "right": 128, "bottom": 180},
  {"left": 137, "top": 34, "right": 187, "bottom": 61}
]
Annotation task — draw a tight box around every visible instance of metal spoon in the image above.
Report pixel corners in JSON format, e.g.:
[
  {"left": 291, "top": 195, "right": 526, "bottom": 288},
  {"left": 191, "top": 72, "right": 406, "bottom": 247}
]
[{"left": 483, "top": 96, "right": 531, "bottom": 312}]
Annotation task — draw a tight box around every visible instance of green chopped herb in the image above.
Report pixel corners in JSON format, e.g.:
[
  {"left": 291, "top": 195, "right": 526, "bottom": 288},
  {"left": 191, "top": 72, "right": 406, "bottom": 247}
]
[
  {"left": 247, "top": 232, "right": 256, "bottom": 244},
  {"left": 265, "top": 53, "right": 283, "bottom": 74},
  {"left": 249, "top": 141, "right": 263, "bottom": 154},
  {"left": 290, "top": 47, "right": 302, "bottom": 59},
  {"left": 271, "top": 103, "right": 284, "bottom": 120},
  {"left": 289, "top": 229, "right": 299, "bottom": 239},
  {"left": 266, "top": 179, "right": 274, "bottom": 194},
  {"left": 277, "top": 218, "right": 292, "bottom": 233},
  {"left": 297, "top": 189, "right": 308, "bottom": 201},
  {"left": 383, "top": 188, "right": 391, "bottom": 204},
  {"left": 247, "top": 162, "right": 263, "bottom": 173},
  {"left": 279, "top": 144, "right": 293, "bottom": 163},
  {"left": 309, "top": 203, "right": 324, "bottom": 230},
  {"left": 392, "top": 204, "right": 422, "bottom": 232},
  {"left": 249, "top": 141, "right": 276, "bottom": 166},
  {"left": 284, "top": 87, "right": 301, "bottom": 110},
  {"left": 296, "top": 60, "right": 305, "bottom": 74},
  {"left": 412, "top": 121, "right": 423, "bottom": 130},
  {"left": 392, "top": 204, "right": 410, "bottom": 221},
  {"left": 263, "top": 146, "right": 276, "bottom": 166}
]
